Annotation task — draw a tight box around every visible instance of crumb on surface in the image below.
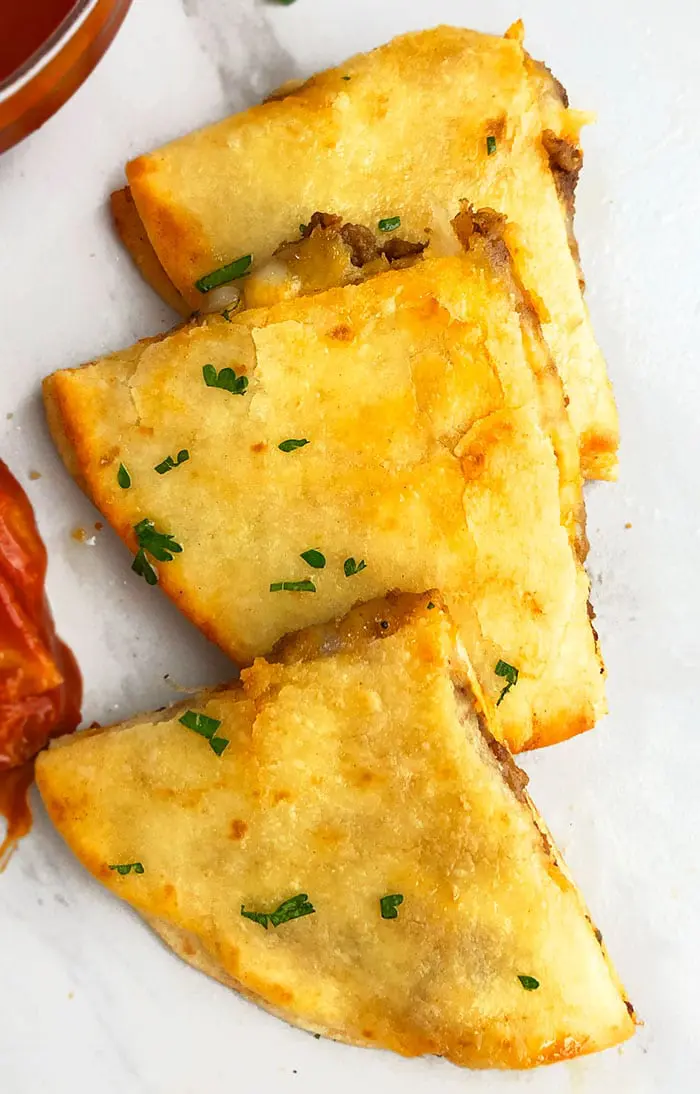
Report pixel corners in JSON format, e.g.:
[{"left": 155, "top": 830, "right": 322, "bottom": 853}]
[
  {"left": 28, "top": 470, "right": 41, "bottom": 480},
  {"left": 624, "top": 522, "right": 632, "bottom": 529}
]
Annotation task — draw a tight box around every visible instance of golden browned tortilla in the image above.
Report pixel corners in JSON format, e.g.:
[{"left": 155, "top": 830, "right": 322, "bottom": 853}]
[
  {"left": 43, "top": 236, "right": 605, "bottom": 752},
  {"left": 36, "top": 593, "right": 635, "bottom": 1069},
  {"left": 114, "top": 23, "right": 618, "bottom": 480}
]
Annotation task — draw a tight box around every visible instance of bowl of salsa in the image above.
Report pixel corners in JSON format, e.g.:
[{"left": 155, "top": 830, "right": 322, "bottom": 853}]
[{"left": 0, "top": 0, "right": 132, "bottom": 155}]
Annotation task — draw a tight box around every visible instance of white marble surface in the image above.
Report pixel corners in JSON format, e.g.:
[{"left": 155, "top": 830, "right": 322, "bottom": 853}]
[{"left": 0, "top": 0, "right": 697, "bottom": 1090}]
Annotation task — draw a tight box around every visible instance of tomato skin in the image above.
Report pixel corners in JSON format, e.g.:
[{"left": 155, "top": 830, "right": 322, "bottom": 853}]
[{"left": 0, "top": 461, "right": 81, "bottom": 770}]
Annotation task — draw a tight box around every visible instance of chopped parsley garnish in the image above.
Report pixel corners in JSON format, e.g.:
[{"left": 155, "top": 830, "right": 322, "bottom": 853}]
[
  {"left": 270, "top": 580, "right": 316, "bottom": 592},
  {"left": 380, "top": 893, "right": 404, "bottom": 919},
  {"left": 273, "top": 0, "right": 298, "bottom": 5},
  {"left": 279, "top": 438, "right": 309, "bottom": 452},
  {"left": 518, "top": 975, "right": 540, "bottom": 991},
  {"left": 117, "top": 463, "right": 131, "bottom": 489},
  {"left": 241, "top": 907, "right": 270, "bottom": 928},
  {"left": 221, "top": 307, "right": 235, "bottom": 322},
  {"left": 134, "top": 518, "right": 183, "bottom": 562},
  {"left": 300, "top": 549, "right": 326, "bottom": 569},
  {"left": 131, "top": 548, "right": 158, "bottom": 586},
  {"left": 299, "top": 224, "right": 308, "bottom": 235},
  {"left": 241, "top": 894, "right": 315, "bottom": 930},
  {"left": 427, "top": 601, "right": 435, "bottom": 610},
  {"left": 495, "top": 660, "right": 519, "bottom": 706},
  {"left": 344, "top": 557, "right": 366, "bottom": 577},
  {"left": 109, "top": 862, "right": 144, "bottom": 875},
  {"left": 487, "top": 135, "right": 497, "bottom": 156},
  {"left": 202, "top": 364, "right": 249, "bottom": 395},
  {"left": 341, "top": 75, "right": 352, "bottom": 81},
  {"left": 179, "top": 710, "right": 229, "bottom": 755},
  {"left": 378, "top": 216, "right": 401, "bottom": 232},
  {"left": 195, "top": 254, "right": 252, "bottom": 294},
  {"left": 155, "top": 449, "right": 190, "bottom": 475}
]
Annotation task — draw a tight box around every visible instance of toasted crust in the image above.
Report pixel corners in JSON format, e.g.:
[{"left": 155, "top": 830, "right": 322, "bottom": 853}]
[
  {"left": 110, "top": 188, "right": 190, "bottom": 317},
  {"left": 119, "top": 25, "right": 618, "bottom": 479},
  {"left": 43, "top": 250, "right": 606, "bottom": 753},
  {"left": 36, "top": 593, "right": 634, "bottom": 1069}
]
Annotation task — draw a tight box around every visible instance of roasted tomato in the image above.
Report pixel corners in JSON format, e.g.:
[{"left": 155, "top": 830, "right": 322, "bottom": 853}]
[{"left": 0, "top": 460, "right": 81, "bottom": 770}]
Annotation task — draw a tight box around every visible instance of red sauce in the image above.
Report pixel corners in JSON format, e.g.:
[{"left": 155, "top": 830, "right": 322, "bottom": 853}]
[
  {"left": 0, "top": 460, "right": 81, "bottom": 867},
  {"left": 0, "top": 1, "right": 79, "bottom": 86}
]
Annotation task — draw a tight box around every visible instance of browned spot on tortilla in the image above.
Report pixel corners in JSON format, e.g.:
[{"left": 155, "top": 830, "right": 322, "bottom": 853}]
[
  {"left": 523, "top": 593, "right": 544, "bottom": 617},
  {"left": 182, "top": 938, "right": 196, "bottom": 956},
  {"left": 328, "top": 323, "right": 354, "bottom": 342},
  {"left": 485, "top": 114, "right": 507, "bottom": 140},
  {"left": 273, "top": 789, "right": 292, "bottom": 804},
  {"left": 230, "top": 818, "right": 248, "bottom": 840},
  {"left": 99, "top": 446, "right": 120, "bottom": 468},
  {"left": 251, "top": 441, "right": 267, "bottom": 453}
]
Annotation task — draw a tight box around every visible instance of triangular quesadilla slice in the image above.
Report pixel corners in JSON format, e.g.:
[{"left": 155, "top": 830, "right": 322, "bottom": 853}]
[
  {"left": 44, "top": 229, "right": 604, "bottom": 752},
  {"left": 36, "top": 593, "right": 635, "bottom": 1069},
  {"left": 116, "top": 24, "right": 618, "bottom": 479}
]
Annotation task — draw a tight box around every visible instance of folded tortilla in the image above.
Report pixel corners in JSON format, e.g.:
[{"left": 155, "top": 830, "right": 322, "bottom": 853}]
[
  {"left": 115, "top": 22, "right": 618, "bottom": 480},
  {"left": 43, "top": 231, "right": 604, "bottom": 752},
  {"left": 36, "top": 592, "right": 635, "bottom": 1069}
]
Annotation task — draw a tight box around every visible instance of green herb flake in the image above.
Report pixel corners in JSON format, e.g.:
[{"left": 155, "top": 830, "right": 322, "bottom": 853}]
[
  {"left": 380, "top": 893, "right": 404, "bottom": 919},
  {"left": 195, "top": 254, "right": 252, "bottom": 294},
  {"left": 273, "top": 0, "right": 297, "bottom": 5},
  {"left": 344, "top": 557, "right": 367, "bottom": 577},
  {"left": 241, "top": 906, "right": 269, "bottom": 929},
  {"left": 202, "top": 363, "right": 249, "bottom": 395},
  {"left": 179, "top": 710, "right": 229, "bottom": 755},
  {"left": 378, "top": 216, "right": 401, "bottom": 232},
  {"left": 279, "top": 438, "right": 309, "bottom": 453},
  {"left": 270, "top": 894, "right": 315, "bottom": 926},
  {"left": 221, "top": 307, "right": 234, "bottom": 322},
  {"left": 117, "top": 463, "right": 131, "bottom": 489},
  {"left": 495, "top": 659, "right": 519, "bottom": 706},
  {"left": 427, "top": 601, "right": 435, "bottom": 610},
  {"left": 134, "top": 518, "right": 183, "bottom": 562},
  {"left": 487, "top": 135, "right": 497, "bottom": 156},
  {"left": 299, "top": 224, "right": 308, "bottom": 235},
  {"left": 131, "top": 548, "right": 158, "bottom": 586},
  {"left": 155, "top": 449, "right": 190, "bottom": 475},
  {"left": 341, "top": 75, "right": 352, "bottom": 81},
  {"left": 300, "top": 549, "right": 326, "bottom": 570},
  {"left": 518, "top": 974, "right": 540, "bottom": 991},
  {"left": 270, "top": 579, "right": 316, "bottom": 592},
  {"left": 109, "top": 862, "right": 144, "bottom": 876},
  {"left": 241, "top": 893, "right": 315, "bottom": 929}
]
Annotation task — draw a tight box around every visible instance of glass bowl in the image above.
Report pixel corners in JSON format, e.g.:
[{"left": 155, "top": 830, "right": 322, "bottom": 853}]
[{"left": 0, "top": 0, "right": 132, "bottom": 155}]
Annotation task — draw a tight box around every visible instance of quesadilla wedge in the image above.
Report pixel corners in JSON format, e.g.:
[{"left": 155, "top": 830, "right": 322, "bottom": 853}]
[
  {"left": 44, "top": 233, "right": 605, "bottom": 753},
  {"left": 35, "top": 592, "right": 635, "bottom": 1069},
  {"left": 115, "top": 23, "right": 618, "bottom": 480}
]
